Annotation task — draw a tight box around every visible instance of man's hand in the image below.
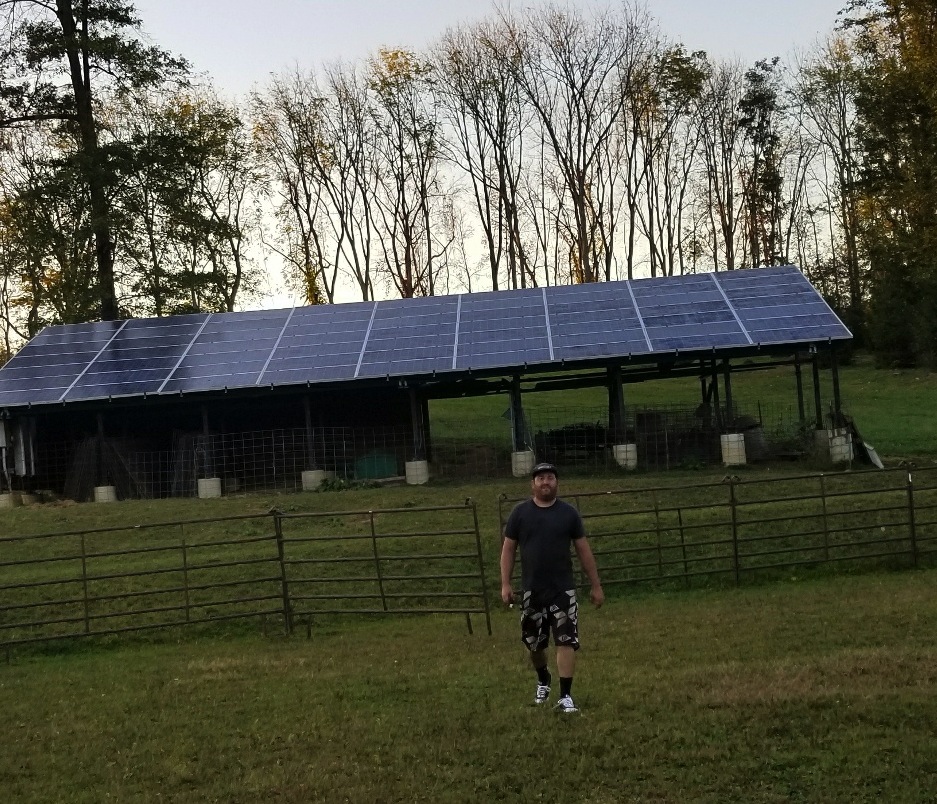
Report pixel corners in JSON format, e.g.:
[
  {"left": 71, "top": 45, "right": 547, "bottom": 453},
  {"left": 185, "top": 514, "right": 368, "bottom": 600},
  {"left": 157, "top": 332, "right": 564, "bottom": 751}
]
[
  {"left": 501, "top": 584, "right": 516, "bottom": 605},
  {"left": 590, "top": 584, "right": 605, "bottom": 608}
]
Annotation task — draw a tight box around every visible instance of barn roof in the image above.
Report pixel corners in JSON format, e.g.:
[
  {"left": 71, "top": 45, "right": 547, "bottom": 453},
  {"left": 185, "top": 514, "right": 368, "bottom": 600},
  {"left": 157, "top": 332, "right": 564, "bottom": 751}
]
[{"left": 0, "top": 265, "right": 851, "bottom": 410}]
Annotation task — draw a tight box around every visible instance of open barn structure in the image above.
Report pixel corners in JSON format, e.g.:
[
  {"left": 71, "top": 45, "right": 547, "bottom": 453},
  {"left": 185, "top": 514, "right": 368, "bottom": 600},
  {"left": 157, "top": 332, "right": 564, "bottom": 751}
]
[{"left": 0, "top": 265, "right": 852, "bottom": 500}]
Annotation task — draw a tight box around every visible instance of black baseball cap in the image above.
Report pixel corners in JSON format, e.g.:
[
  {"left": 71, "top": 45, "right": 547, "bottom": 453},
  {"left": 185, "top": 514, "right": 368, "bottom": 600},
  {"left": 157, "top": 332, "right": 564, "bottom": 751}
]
[{"left": 531, "top": 462, "right": 558, "bottom": 478}]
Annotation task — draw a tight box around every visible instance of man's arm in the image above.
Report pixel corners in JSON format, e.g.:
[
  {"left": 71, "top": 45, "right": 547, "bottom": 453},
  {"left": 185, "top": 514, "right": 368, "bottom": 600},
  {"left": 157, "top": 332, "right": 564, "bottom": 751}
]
[
  {"left": 500, "top": 535, "right": 518, "bottom": 604},
  {"left": 574, "top": 537, "right": 604, "bottom": 607}
]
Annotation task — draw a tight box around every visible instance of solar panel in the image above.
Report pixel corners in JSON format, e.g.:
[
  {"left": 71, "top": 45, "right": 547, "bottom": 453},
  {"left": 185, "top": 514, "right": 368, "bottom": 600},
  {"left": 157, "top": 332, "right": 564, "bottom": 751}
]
[
  {"left": 357, "top": 296, "right": 459, "bottom": 378},
  {"left": 0, "top": 266, "right": 851, "bottom": 408},
  {"left": 714, "top": 266, "right": 852, "bottom": 344},
  {"left": 0, "top": 320, "right": 125, "bottom": 406},
  {"left": 160, "top": 309, "right": 292, "bottom": 393},
  {"left": 632, "top": 274, "right": 750, "bottom": 352},
  {"left": 548, "top": 284, "right": 651, "bottom": 360},
  {"left": 67, "top": 315, "right": 208, "bottom": 400},
  {"left": 259, "top": 301, "right": 375, "bottom": 385},
  {"left": 455, "top": 289, "right": 550, "bottom": 371}
]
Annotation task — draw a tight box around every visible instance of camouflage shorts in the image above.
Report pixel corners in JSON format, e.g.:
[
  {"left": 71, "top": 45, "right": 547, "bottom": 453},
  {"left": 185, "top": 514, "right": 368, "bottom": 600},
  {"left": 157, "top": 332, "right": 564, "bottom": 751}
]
[{"left": 519, "top": 588, "right": 580, "bottom": 652}]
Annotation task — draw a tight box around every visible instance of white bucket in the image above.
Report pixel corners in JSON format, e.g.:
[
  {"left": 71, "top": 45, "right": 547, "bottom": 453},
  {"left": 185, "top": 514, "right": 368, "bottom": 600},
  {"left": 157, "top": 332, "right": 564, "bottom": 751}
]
[
  {"left": 720, "top": 433, "right": 747, "bottom": 466},
  {"left": 94, "top": 485, "right": 117, "bottom": 503},
  {"left": 511, "top": 450, "right": 536, "bottom": 478},
  {"left": 612, "top": 443, "right": 638, "bottom": 470},
  {"left": 405, "top": 460, "right": 430, "bottom": 485},
  {"left": 301, "top": 469, "right": 330, "bottom": 491},
  {"left": 0, "top": 492, "right": 22, "bottom": 508},
  {"left": 829, "top": 427, "right": 854, "bottom": 463},
  {"left": 197, "top": 477, "right": 222, "bottom": 499}
]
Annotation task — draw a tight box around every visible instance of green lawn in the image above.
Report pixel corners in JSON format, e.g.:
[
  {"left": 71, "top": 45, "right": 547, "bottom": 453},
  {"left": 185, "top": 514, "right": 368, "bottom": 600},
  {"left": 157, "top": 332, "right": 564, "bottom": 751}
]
[
  {"left": 3, "top": 360, "right": 937, "bottom": 801},
  {"left": 2, "top": 568, "right": 936, "bottom": 802},
  {"left": 430, "top": 354, "right": 937, "bottom": 460}
]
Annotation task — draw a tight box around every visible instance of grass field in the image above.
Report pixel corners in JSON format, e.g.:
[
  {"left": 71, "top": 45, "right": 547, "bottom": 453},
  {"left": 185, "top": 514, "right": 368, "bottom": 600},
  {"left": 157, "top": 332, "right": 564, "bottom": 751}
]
[
  {"left": 2, "top": 359, "right": 937, "bottom": 801},
  {"left": 430, "top": 354, "right": 937, "bottom": 460},
  {"left": 2, "top": 568, "right": 936, "bottom": 803}
]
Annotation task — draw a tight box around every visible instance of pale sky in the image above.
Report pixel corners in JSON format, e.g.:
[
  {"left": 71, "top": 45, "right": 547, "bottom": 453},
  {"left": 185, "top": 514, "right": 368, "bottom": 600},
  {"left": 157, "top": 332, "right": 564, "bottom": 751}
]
[
  {"left": 131, "top": 0, "right": 848, "bottom": 307},
  {"left": 136, "top": 0, "right": 848, "bottom": 99}
]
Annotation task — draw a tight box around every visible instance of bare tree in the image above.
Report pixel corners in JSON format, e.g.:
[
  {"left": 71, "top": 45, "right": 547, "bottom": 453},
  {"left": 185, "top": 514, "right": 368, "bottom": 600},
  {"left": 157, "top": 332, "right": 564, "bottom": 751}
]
[
  {"left": 252, "top": 69, "right": 341, "bottom": 303},
  {"left": 435, "top": 17, "right": 531, "bottom": 290},
  {"left": 368, "top": 48, "right": 451, "bottom": 297},
  {"left": 503, "top": 3, "right": 653, "bottom": 284},
  {"left": 794, "top": 36, "right": 866, "bottom": 338},
  {"left": 628, "top": 46, "right": 707, "bottom": 277},
  {"left": 694, "top": 59, "right": 748, "bottom": 271}
]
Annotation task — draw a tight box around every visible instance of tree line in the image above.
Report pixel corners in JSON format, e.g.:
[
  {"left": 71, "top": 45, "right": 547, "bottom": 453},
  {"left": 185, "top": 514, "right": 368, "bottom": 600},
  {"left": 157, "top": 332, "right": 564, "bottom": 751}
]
[{"left": 1, "top": 1, "right": 935, "bottom": 366}]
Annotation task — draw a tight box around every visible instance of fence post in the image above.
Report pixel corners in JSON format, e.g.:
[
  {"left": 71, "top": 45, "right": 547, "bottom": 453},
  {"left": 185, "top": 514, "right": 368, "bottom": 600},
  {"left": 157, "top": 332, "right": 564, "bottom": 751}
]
[
  {"left": 467, "top": 498, "right": 493, "bottom": 637},
  {"left": 819, "top": 475, "right": 831, "bottom": 561},
  {"left": 370, "top": 511, "right": 388, "bottom": 611},
  {"left": 180, "top": 524, "right": 191, "bottom": 622},
  {"left": 80, "top": 533, "right": 90, "bottom": 634},
  {"left": 677, "top": 508, "right": 689, "bottom": 588},
  {"left": 653, "top": 492, "right": 664, "bottom": 579},
  {"left": 907, "top": 470, "right": 918, "bottom": 568},
  {"left": 272, "top": 509, "right": 293, "bottom": 635},
  {"left": 728, "top": 477, "right": 740, "bottom": 586}
]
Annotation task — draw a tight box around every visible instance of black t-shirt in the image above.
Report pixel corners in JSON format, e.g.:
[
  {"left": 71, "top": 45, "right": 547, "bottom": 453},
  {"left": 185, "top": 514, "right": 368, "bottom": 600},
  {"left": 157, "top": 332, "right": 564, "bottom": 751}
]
[{"left": 504, "top": 498, "right": 585, "bottom": 594}]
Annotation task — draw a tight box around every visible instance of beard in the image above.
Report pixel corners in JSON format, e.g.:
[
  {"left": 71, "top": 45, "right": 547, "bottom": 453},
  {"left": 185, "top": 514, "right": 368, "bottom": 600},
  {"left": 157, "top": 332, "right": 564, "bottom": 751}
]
[{"left": 535, "top": 485, "right": 557, "bottom": 503}]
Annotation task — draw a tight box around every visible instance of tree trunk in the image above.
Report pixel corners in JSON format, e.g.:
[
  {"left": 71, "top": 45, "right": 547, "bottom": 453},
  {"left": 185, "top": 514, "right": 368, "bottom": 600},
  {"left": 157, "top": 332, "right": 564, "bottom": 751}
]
[{"left": 57, "top": 0, "right": 118, "bottom": 320}]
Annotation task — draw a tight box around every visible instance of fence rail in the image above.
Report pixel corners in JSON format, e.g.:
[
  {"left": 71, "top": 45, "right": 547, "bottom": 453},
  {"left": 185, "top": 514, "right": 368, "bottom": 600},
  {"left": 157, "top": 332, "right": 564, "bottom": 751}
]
[
  {"left": 4, "top": 468, "right": 937, "bottom": 652},
  {"left": 0, "top": 502, "right": 491, "bottom": 650},
  {"left": 498, "top": 466, "right": 937, "bottom": 589}
]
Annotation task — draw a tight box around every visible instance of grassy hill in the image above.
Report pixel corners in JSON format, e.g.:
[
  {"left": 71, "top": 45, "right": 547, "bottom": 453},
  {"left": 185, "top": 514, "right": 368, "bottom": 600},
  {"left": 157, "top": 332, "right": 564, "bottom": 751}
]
[
  {"left": 2, "top": 353, "right": 937, "bottom": 801},
  {"left": 2, "top": 568, "right": 936, "bottom": 802},
  {"left": 430, "top": 353, "right": 937, "bottom": 461}
]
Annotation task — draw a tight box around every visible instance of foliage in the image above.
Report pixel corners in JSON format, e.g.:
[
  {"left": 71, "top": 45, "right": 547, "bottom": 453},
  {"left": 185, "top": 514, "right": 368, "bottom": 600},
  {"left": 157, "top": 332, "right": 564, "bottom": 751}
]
[
  {"left": 113, "top": 88, "right": 263, "bottom": 315},
  {"left": 846, "top": 0, "right": 937, "bottom": 367},
  {"left": 0, "top": 0, "right": 187, "bottom": 320}
]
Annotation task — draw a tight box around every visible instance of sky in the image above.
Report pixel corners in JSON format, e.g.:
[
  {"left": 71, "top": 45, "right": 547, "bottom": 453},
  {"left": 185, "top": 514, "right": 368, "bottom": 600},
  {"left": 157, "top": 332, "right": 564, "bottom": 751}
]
[
  {"left": 131, "top": 0, "right": 849, "bottom": 307},
  {"left": 136, "top": 0, "right": 849, "bottom": 100}
]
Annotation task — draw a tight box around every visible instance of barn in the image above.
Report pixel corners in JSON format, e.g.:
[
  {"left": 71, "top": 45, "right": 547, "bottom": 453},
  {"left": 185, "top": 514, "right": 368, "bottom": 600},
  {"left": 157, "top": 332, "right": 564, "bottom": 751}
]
[{"left": 0, "top": 265, "right": 852, "bottom": 501}]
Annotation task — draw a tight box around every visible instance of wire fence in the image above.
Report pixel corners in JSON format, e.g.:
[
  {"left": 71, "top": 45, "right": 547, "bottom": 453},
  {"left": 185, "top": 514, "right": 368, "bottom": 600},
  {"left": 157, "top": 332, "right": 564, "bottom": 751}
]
[
  {"left": 0, "top": 501, "right": 491, "bottom": 652},
  {"left": 27, "top": 401, "right": 816, "bottom": 500}
]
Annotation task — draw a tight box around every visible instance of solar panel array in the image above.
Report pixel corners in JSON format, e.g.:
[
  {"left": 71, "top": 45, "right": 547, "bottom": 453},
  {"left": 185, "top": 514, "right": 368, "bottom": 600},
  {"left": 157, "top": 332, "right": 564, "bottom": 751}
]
[{"left": 0, "top": 266, "right": 851, "bottom": 407}]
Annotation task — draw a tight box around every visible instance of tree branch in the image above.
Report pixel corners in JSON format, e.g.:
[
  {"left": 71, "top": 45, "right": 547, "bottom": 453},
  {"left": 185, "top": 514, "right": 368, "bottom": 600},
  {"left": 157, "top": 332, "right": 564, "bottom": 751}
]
[{"left": 0, "top": 111, "right": 78, "bottom": 127}]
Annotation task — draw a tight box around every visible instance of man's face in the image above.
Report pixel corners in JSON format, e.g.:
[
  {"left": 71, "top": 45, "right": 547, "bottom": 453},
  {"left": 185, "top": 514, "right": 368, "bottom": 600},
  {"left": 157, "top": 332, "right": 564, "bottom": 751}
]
[{"left": 531, "top": 471, "right": 558, "bottom": 503}]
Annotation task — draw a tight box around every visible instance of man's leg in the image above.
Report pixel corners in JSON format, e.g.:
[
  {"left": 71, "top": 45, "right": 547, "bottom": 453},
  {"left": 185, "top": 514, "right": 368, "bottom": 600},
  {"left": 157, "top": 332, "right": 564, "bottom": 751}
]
[
  {"left": 556, "top": 645, "right": 576, "bottom": 679},
  {"left": 522, "top": 593, "right": 552, "bottom": 703},
  {"left": 530, "top": 647, "right": 552, "bottom": 703},
  {"left": 555, "top": 645, "right": 578, "bottom": 710},
  {"left": 530, "top": 647, "right": 549, "bottom": 675}
]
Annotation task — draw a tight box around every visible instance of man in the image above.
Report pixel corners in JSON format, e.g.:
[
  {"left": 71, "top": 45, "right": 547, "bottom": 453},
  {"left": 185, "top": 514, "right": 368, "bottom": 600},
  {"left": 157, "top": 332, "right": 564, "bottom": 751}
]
[{"left": 500, "top": 462, "right": 604, "bottom": 713}]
